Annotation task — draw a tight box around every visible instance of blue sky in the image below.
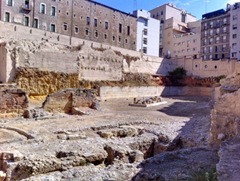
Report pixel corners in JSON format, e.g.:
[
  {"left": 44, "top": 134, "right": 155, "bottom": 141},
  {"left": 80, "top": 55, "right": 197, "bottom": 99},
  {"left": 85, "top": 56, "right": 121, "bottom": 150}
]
[{"left": 93, "top": 0, "right": 238, "bottom": 20}]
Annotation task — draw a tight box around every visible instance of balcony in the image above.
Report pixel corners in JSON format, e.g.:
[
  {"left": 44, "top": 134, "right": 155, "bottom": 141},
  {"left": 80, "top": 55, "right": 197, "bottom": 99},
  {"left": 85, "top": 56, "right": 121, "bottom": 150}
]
[{"left": 21, "top": 4, "right": 32, "bottom": 11}]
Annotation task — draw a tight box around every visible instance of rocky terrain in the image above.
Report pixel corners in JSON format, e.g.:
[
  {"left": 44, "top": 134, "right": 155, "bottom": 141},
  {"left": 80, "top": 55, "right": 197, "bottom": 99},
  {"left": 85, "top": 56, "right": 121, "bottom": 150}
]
[{"left": 0, "top": 94, "right": 215, "bottom": 181}]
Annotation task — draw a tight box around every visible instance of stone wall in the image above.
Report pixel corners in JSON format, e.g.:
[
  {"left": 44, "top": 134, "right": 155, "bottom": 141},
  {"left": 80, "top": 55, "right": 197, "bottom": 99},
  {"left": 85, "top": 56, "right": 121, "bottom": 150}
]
[
  {"left": 210, "top": 74, "right": 240, "bottom": 145},
  {"left": 42, "top": 88, "right": 98, "bottom": 114},
  {"left": 15, "top": 67, "right": 80, "bottom": 96},
  {"left": 0, "top": 88, "right": 28, "bottom": 117},
  {"left": 99, "top": 86, "right": 213, "bottom": 100}
]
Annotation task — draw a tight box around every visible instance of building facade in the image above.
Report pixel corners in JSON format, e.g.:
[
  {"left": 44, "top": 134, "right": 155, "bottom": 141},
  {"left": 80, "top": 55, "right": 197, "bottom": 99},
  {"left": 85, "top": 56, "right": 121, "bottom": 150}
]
[
  {"left": 0, "top": 0, "right": 137, "bottom": 50},
  {"left": 149, "top": 3, "right": 196, "bottom": 57},
  {"left": 201, "top": 9, "right": 230, "bottom": 61},
  {"left": 132, "top": 9, "right": 160, "bottom": 57},
  {"left": 230, "top": 2, "right": 240, "bottom": 60},
  {"left": 163, "top": 19, "right": 201, "bottom": 60}
]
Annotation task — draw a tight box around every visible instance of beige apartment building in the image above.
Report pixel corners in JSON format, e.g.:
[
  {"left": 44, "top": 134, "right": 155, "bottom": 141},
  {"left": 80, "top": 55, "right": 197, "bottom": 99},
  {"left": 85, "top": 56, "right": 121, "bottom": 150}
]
[
  {"left": 163, "top": 19, "right": 201, "bottom": 60},
  {"left": 201, "top": 9, "right": 230, "bottom": 61},
  {"left": 0, "top": 0, "right": 137, "bottom": 50},
  {"left": 149, "top": 3, "right": 196, "bottom": 57}
]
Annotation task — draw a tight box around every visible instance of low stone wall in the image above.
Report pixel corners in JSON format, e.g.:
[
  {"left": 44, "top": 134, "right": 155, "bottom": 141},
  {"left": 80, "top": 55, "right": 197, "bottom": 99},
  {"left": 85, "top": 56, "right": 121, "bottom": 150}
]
[
  {"left": 42, "top": 88, "right": 99, "bottom": 114},
  {"left": 0, "top": 88, "right": 28, "bottom": 117},
  {"left": 99, "top": 86, "right": 213, "bottom": 100},
  {"left": 161, "top": 86, "right": 214, "bottom": 97}
]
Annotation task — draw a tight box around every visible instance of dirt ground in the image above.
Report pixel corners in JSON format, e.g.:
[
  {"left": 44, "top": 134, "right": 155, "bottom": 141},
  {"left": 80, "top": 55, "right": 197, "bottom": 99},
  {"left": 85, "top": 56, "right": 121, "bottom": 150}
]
[{"left": 0, "top": 95, "right": 211, "bottom": 149}]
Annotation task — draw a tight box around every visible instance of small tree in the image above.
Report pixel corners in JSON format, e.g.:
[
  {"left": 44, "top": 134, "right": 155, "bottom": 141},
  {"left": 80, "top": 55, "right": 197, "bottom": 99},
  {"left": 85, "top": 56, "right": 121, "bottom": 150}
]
[{"left": 168, "top": 67, "right": 187, "bottom": 85}]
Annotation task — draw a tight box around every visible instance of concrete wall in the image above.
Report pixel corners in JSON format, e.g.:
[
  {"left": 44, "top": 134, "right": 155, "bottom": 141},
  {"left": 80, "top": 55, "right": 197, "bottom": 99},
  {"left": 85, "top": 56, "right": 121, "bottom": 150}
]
[{"left": 99, "top": 86, "right": 213, "bottom": 99}]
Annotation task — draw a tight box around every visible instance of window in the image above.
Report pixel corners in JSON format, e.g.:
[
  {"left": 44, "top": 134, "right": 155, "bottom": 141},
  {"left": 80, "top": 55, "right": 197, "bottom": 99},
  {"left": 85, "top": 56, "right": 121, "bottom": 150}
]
[
  {"left": 181, "top": 13, "right": 186, "bottom": 23},
  {"left": 40, "top": 3, "right": 46, "bottom": 14},
  {"left": 204, "top": 23, "right": 207, "bottom": 30},
  {"left": 7, "top": 0, "right": 12, "bottom": 6},
  {"left": 233, "top": 24, "right": 237, "bottom": 30},
  {"left": 118, "top": 36, "right": 121, "bottom": 42},
  {"left": 104, "top": 34, "right": 107, "bottom": 39},
  {"left": 95, "top": 31, "right": 98, "bottom": 37},
  {"left": 203, "top": 47, "right": 206, "bottom": 53},
  {"left": 5, "top": 12, "right": 10, "bottom": 22},
  {"left": 204, "top": 30, "right": 207, "bottom": 36},
  {"left": 232, "top": 43, "right": 237, "bottom": 49},
  {"left": 94, "top": 18, "right": 97, "bottom": 27},
  {"left": 143, "top": 29, "right": 147, "bottom": 35},
  {"left": 210, "top": 21, "right": 213, "bottom": 28},
  {"left": 50, "top": 24, "right": 56, "bottom": 32},
  {"left": 216, "top": 20, "right": 220, "bottom": 27},
  {"left": 143, "top": 38, "right": 147, "bottom": 45},
  {"left": 127, "top": 26, "right": 130, "bottom": 36},
  {"left": 63, "top": 23, "right": 67, "bottom": 31},
  {"left": 24, "top": 0, "right": 30, "bottom": 9},
  {"left": 210, "top": 29, "right": 213, "bottom": 35},
  {"left": 112, "top": 36, "right": 115, "bottom": 41},
  {"left": 161, "top": 11, "right": 163, "bottom": 15},
  {"left": 223, "top": 27, "right": 227, "bottom": 33},
  {"left": 125, "top": 39, "right": 128, "bottom": 44},
  {"left": 216, "top": 28, "right": 220, "bottom": 34},
  {"left": 222, "top": 44, "right": 226, "bottom": 51},
  {"left": 209, "top": 38, "right": 213, "bottom": 44},
  {"left": 85, "top": 29, "right": 89, "bottom": 36},
  {"left": 193, "top": 39, "right": 196, "bottom": 43},
  {"left": 215, "top": 46, "right": 218, "bottom": 52},
  {"left": 209, "top": 55, "right": 212, "bottom": 59},
  {"left": 33, "top": 18, "right": 38, "bottom": 28},
  {"left": 223, "top": 18, "right": 227, "bottom": 25},
  {"left": 144, "top": 19, "right": 148, "bottom": 26},
  {"left": 119, "top": 23, "right": 122, "bottom": 33},
  {"left": 223, "top": 35, "right": 226, "bottom": 42},
  {"left": 193, "top": 48, "right": 196, "bottom": 51},
  {"left": 75, "top": 26, "right": 79, "bottom": 33},
  {"left": 51, "top": 6, "right": 56, "bottom": 16},
  {"left": 216, "top": 37, "right": 219, "bottom": 43},
  {"left": 233, "top": 34, "right": 237, "bottom": 38},
  {"left": 24, "top": 16, "right": 29, "bottom": 26},
  {"left": 105, "top": 21, "right": 108, "bottom": 29},
  {"left": 209, "top": 46, "right": 213, "bottom": 53},
  {"left": 203, "top": 39, "right": 207, "bottom": 45},
  {"left": 233, "top": 15, "right": 237, "bottom": 20},
  {"left": 232, "top": 52, "right": 237, "bottom": 58},
  {"left": 86, "top": 17, "right": 90, "bottom": 25},
  {"left": 143, "top": 47, "right": 147, "bottom": 53}
]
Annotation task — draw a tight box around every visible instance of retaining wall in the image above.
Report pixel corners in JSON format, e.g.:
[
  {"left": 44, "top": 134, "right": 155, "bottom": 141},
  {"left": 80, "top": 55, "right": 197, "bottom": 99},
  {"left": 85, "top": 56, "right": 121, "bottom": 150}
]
[{"left": 99, "top": 86, "right": 214, "bottom": 99}]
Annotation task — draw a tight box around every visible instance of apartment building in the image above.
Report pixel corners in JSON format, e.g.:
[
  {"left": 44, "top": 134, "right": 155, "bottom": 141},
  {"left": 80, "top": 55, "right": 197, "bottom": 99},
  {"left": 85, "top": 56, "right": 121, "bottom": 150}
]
[
  {"left": 0, "top": 0, "right": 137, "bottom": 50},
  {"left": 132, "top": 9, "right": 160, "bottom": 57},
  {"left": 230, "top": 2, "right": 240, "bottom": 60},
  {"left": 201, "top": 9, "right": 230, "bottom": 61},
  {"left": 149, "top": 3, "right": 196, "bottom": 57},
  {"left": 164, "top": 19, "right": 201, "bottom": 60}
]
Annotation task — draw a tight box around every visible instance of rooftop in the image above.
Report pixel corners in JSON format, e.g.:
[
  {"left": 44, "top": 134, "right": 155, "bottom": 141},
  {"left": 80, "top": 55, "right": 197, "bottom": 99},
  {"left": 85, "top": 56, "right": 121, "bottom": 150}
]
[{"left": 202, "top": 9, "right": 226, "bottom": 20}]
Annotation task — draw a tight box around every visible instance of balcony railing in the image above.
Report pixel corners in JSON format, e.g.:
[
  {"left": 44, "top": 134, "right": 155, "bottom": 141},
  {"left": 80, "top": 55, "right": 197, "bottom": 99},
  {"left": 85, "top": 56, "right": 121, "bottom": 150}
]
[{"left": 21, "top": 4, "right": 32, "bottom": 11}]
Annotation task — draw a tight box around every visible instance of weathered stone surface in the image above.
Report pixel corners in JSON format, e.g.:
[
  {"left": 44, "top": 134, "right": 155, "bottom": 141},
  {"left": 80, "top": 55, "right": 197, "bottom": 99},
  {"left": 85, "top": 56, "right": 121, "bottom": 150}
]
[
  {"left": 23, "top": 108, "right": 53, "bottom": 119},
  {"left": 42, "top": 88, "right": 99, "bottom": 114},
  {"left": 15, "top": 67, "right": 80, "bottom": 97},
  {"left": 210, "top": 89, "right": 240, "bottom": 145},
  {"left": 0, "top": 88, "right": 28, "bottom": 118},
  {"left": 0, "top": 171, "right": 6, "bottom": 181},
  {"left": 220, "top": 74, "right": 240, "bottom": 94},
  {"left": 217, "top": 136, "right": 240, "bottom": 181},
  {"left": 132, "top": 147, "right": 219, "bottom": 181},
  {"left": 97, "top": 126, "right": 139, "bottom": 138}
]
